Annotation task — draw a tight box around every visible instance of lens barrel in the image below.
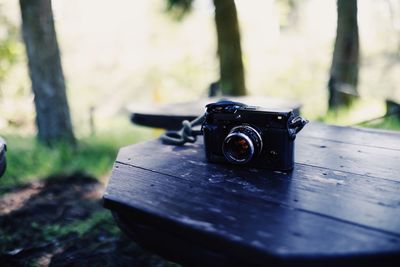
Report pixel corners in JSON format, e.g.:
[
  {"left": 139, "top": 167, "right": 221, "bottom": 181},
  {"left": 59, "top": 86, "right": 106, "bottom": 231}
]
[{"left": 222, "top": 125, "right": 263, "bottom": 164}]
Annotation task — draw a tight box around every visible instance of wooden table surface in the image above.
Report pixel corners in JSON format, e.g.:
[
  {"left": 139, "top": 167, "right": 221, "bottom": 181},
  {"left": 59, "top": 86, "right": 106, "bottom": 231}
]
[{"left": 103, "top": 123, "right": 400, "bottom": 266}]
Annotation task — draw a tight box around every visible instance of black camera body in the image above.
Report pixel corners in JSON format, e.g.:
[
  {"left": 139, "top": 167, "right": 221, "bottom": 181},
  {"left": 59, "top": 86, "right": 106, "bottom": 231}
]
[{"left": 202, "top": 101, "right": 307, "bottom": 171}]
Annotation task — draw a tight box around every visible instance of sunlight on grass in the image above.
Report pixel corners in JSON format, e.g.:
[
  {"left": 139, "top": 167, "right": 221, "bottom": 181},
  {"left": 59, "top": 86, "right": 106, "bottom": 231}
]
[
  {"left": 316, "top": 98, "right": 386, "bottom": 126},
  {"left": 314, "top": 97, "right": 400, "bottom": 131},
  {"left": 0, "top": 117, "right": 155, "bottom": 190},
  {"left": 35, "top": 210, "right": 118, "bottom": 241},
  {"left": 360, "top": 116, "right": 400, "bottom": 131}
]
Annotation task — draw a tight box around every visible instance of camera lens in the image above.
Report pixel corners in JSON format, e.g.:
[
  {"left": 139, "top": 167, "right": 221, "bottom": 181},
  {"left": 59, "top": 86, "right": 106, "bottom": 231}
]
[{"left": 222, "top": 125, "right": 263, "bottom": 164}]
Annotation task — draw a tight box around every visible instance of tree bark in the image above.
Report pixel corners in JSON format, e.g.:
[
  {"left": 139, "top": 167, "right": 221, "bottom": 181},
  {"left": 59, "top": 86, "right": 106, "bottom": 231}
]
[
  {"left": 213, "top": 0, "right": 246, "bottom": 96},
  {"left": 20, "top": 0, "right": 75, "bottom": 145},
  {"left": 328, "top": 0, "right": 359, "bottom": 109}
]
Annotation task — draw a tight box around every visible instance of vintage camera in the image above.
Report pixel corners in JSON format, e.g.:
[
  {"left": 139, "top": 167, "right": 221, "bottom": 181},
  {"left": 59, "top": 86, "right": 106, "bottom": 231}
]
[{"left": 202, "top": 101, "right": 308, "bottom": 170}]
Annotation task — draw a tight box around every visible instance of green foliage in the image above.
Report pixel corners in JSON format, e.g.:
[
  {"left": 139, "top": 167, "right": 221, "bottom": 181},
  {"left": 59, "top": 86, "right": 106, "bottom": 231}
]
[
  {"left": 165, "top": 0, "right": 194, "bottom": 20},
  {"left": 359, "top": 116, "right": 400, "bottom": 131},
  {"left": 0, "top": 210, "right": 119, "bottom": 261},
  {"left": 0, "top": 6, "right": 21, "bottom": 82},
  {"left": 317, "top": 98, "right": 400, "bottom": 131},
  {"left": 0, "top": 125, "right": 154, "bottom": 191},
  {"left": 34, "top": 210, "right": 118, "bottom": 242}
]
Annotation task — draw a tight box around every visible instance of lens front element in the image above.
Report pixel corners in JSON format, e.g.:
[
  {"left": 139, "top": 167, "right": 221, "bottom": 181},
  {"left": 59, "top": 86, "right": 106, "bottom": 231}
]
[{"left": 222, "top": 126, "right": 263, "bottom": 164}]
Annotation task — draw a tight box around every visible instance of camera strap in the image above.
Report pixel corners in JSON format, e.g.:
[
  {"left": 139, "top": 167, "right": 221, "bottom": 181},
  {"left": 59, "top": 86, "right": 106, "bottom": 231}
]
[
  {"left": 288, "top": 116, "right": 309, "bottom": 139},
  {"left": 160, "top": 114, "right": 205, "bottom": 146}
]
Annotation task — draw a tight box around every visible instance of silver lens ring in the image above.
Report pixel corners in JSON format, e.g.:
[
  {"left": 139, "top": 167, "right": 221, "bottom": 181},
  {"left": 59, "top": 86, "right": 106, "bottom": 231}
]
[
  {"left": 230, "top": 125, "right": 263, "bottom": 153},
  {"left": 223, "top": 133, "right": 254, "bottom": 164},
  {"left": 222, "top": 125, "right": 263, "bottom": 164}
]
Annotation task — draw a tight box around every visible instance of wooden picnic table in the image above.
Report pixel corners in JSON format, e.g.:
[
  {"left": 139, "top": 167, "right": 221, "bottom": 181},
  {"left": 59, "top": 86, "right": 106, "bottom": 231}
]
[
  {"left": 103, "top": 121, "right": 400, "bottom": 266},
  {"left": 128, "top": 96, "right": 301, "bottom": 130}
]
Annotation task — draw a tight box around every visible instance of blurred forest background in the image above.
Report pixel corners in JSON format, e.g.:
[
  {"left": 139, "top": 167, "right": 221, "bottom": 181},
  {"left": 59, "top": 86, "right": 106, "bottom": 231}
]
[
  {"left": 1, "top": 0, "right": 400, "bottom": 266},
  {"left": 1, "top": 0, "right": 400, "bottom": 136}
]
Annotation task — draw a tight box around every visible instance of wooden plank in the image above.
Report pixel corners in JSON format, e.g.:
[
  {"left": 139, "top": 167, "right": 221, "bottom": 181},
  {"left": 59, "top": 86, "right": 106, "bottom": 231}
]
[
  {"left": 303, "top": 123, "right": 400, "bottom": 150},
  {"left": 112, "top": 210, "right": 243, "bottom": 267},
  {"left": 128, "top": 96, "right": 301, "bottom": 130},
  {"left": 296, "top": 135, "right": 400, "bottom": 181},
  {"left": 118, "top": 128, "right": 400, "bottom": 181},
  {"left": 128, "top": 96, "right": 301, "bottom": 117},
  {"left": 131, "top": 113, "right": 197, "bottom": 130},
  {"left": 105, "top": 123, "right": 400, "bottom": 264},
  {"left": 111, "top": 211, "right": 400, "bottom": 267},
  {"left": 115, "top": 139, "right": 400, "bottom": 236},
  {"left": 104, "top": 163, "right": 400, "bottom": 259}
]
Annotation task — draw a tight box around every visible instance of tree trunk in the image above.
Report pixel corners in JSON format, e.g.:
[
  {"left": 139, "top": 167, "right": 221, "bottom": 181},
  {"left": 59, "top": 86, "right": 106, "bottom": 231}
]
[
  {"left": 213, "top": 0, "right": 246, "bottom": 96},
  {"left": 328, "top": 0, "right": 359, "bottom": 109},
  {"left": 20, "top": 0, "right": 75, "bottom": 145}
]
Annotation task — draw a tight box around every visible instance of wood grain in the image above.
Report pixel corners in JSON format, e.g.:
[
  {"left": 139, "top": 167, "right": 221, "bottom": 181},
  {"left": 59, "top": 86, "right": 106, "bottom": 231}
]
[
  {"left": 115, "top": 138, "right": 400, "bottom": 235},
  {"left": 105, "top": 163, "right": 400, "bottom": 257},
  {"left": 302, "top": 122, "right": 400, "bottom": 150},
  {"left": 104, "top": 123, "right": 400, "bottom": 265}
]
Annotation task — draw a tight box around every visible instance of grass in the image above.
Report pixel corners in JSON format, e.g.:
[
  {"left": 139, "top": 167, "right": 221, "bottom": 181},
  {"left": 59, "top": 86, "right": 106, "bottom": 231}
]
[
  {"left": 0, "top": 119, "right": 155, "bottom": 191},
  {"left": 316, "top": 98, "right": 400, "bottom": 131},
  {"left": 358, "top": 116, "right": 400, "bottom": 131},
  {"left": 35, "top": 210, "right": 118, "bottom": 242}
]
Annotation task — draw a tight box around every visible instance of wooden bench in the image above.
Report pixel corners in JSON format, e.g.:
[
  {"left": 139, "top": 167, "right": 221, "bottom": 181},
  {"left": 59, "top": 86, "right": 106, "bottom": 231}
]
[
  {"left": 128, "top": 96, "right": 301, "bottom": 130},
  {"left": 103, "top": 122, "right": 400, "bottom": 266}
]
